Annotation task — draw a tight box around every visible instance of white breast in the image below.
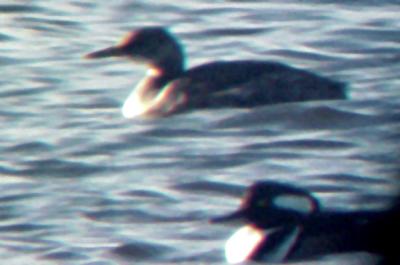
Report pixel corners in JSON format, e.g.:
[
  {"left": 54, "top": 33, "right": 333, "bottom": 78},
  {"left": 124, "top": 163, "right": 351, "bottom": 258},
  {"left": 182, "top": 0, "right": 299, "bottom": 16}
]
[
  {"left": 225, "top": 225, "right": 302, "bottom": 264},
  {"left": 225, "top": 225, "right": 265, "bottom": 264}
]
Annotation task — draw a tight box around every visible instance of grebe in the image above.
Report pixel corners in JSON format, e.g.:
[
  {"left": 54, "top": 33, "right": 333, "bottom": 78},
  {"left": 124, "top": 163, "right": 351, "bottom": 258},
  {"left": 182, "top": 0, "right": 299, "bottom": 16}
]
[
  {"left": 85, "top": 27, "right": 346, "bottom": 118},
  {"left": 211, "top": 181, "right": 399, "bottom": 264}
]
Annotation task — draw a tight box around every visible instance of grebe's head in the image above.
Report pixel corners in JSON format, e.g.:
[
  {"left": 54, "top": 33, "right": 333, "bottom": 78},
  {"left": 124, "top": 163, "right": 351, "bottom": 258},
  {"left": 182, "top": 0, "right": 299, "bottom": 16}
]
[
  {"left": 211, "top": 181, "right": 320, "bottom": 229},
  {"left": 85, "top": 27, "right": 184, "bottom": 70}
]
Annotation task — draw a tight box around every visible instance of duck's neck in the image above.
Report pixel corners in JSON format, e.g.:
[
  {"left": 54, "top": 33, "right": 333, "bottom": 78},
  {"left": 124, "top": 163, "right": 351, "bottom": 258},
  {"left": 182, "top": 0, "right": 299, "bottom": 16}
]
[{"left": 251, "top": 226, "right": 301, "bottom": 263}]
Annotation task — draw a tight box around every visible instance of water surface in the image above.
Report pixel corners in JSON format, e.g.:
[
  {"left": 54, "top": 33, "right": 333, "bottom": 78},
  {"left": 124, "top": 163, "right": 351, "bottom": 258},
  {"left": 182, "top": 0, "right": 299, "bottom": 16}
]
[{"left": 0, "top": 0, "right": 399, "bottom": 264}]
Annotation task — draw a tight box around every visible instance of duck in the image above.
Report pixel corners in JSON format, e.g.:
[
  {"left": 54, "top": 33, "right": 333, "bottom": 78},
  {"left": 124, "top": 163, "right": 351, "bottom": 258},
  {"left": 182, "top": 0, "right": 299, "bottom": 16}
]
[
  {"left": 210, "top": 181, "right": 400, "bottom": 265},
  {"left": 85, "top": 27, "right": 346, "bottom": 118}
]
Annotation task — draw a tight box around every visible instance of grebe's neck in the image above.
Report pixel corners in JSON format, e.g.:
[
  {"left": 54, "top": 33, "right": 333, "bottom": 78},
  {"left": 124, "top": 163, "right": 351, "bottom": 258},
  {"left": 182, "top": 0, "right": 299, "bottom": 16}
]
[
  {"left": 150, "top": 35, "right": 185, "bottom": 82},
  {"left": 152, "top": 45, "right": 185, "bottom": 81},
  {"left": 121, "top": 65, "right": 184, "bottom": 118},
  {"left": 142, "top": 63, "right": 182, "bottom": 97}
]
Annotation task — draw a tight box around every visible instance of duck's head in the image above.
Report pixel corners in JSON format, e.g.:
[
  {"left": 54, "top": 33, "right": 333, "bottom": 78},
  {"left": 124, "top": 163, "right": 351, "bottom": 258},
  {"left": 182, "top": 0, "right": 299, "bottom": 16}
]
[
  {"left": 211, "top": 181, "right": 320, "bottom": 264},
  {"left": 85, "top": 27, "right": 184, "bottom": 72},
  {"left": 211, "top": 181, "right": 320, "bottom": 228}
]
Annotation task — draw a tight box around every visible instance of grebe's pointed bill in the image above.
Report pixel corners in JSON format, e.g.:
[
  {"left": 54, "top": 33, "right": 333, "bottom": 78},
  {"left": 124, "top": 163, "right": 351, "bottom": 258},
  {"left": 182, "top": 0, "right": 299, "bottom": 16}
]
[{"left": 85, "top": 46, "right": 124, "bottom": 59}]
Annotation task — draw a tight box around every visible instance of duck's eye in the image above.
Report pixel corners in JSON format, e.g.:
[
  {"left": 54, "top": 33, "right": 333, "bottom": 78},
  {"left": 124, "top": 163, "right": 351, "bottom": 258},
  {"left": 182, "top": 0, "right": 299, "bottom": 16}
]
[
  {"left": 256, "top": 199, "right": 268, "bottom": 208},
  {"left": 273, "top": 195, "right": 315, "bottom": 215}
]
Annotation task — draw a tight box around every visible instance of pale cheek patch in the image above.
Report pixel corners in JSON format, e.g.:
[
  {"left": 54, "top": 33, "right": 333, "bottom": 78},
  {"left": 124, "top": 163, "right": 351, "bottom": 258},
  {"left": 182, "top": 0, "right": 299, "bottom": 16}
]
[
  {"left": 118, "top": 31, "right": 137, "bottom": 47},
  {"left": 273, "top": 195, "right": 315, "bottom": 215},
  {"left": 225, "top": 225, "right": 265, "bottom": 264}
]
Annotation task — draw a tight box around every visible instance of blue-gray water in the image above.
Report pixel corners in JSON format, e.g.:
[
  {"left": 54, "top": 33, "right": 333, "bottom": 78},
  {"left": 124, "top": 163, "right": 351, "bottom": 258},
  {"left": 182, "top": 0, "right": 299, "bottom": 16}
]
[{"left": 1, "top": 1, "right": 399, "bottom": 264}]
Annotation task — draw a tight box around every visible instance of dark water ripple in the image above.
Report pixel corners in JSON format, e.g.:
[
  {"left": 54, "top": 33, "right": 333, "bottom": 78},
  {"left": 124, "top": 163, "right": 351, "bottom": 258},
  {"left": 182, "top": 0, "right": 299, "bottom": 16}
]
[
  {"left": 0, "top": 4, "right": 43, "bottom": 13},
  {"left": 112, "top": 241, "right": 173, "bottom": 261},
  {"left": 1, "top": 0, "right": 399, "bottom": 265},
  {"left": 212, "top": 102, "right": 393, "bottom": 130}
]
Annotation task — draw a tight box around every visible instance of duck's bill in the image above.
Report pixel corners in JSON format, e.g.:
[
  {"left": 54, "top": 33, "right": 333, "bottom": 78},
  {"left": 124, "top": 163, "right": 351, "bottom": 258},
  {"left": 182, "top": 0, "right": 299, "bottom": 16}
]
[
  {"left": 84, "top": 46, "right": 124, "bottom": 59},
  {"left": 209, "top": 209, "right": 246, "bottom": 223}
]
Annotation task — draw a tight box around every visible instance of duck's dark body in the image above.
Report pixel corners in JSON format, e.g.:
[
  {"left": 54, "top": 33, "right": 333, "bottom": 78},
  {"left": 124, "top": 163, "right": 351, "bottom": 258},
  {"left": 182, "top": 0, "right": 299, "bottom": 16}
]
[
  {"left": 289, "top": 209, "right": 400, "bottom": 265},
  {"left": 85, "top": 27, "right": 346, "bottom": 118},
  {"left": 256, "top": 211, "right": 382, "bottom": 261}
]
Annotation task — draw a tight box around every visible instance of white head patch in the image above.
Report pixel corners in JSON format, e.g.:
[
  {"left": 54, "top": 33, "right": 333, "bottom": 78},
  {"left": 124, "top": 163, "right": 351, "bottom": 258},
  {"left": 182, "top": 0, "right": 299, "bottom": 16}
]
[{"left": 273, "top": 195, "right": 315, "bottom": 215}]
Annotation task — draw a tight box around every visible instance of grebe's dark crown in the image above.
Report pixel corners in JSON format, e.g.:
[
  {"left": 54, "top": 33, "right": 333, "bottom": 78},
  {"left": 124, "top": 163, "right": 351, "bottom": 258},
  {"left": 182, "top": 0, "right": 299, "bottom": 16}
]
[{"left": 85, "top": 26, "right": 185, "bottom": 75}]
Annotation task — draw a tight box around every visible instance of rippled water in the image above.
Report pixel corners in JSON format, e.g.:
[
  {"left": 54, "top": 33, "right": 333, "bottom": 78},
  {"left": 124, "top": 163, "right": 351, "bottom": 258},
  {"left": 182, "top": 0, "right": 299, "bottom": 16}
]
[{"left": 1, "top": 0, "right": 399, "bottom": 264}]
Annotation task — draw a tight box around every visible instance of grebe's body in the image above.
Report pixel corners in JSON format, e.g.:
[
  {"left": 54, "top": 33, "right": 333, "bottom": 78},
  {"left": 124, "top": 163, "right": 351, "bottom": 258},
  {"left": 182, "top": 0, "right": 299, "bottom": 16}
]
[{"left": 86, "top": 27, "right": 346, "bottom": 118}]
